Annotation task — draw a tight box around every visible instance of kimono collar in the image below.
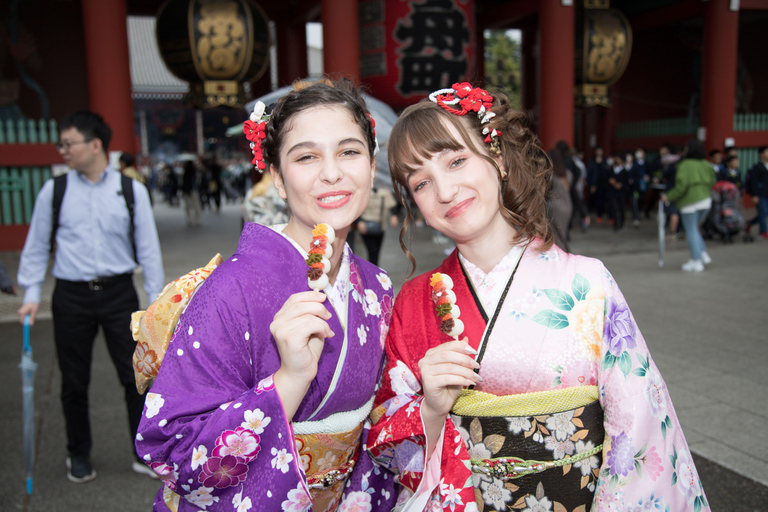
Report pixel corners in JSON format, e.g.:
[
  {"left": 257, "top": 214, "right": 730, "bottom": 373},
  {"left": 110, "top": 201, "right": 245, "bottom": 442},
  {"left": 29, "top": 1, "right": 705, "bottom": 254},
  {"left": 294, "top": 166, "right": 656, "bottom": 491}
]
[{"left": 459, "top": 244, "right": 526, "bottom": 313}]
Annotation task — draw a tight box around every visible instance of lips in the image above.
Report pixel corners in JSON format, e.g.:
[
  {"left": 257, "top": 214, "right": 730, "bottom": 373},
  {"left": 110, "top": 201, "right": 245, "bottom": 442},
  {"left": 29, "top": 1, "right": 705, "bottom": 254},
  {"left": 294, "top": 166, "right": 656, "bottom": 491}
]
[
  {"left": 445, "top": 198, "right": 474, "bottom": 218},
  {"left": 316, "top": 191, "right": 352, "bottom": 209}
]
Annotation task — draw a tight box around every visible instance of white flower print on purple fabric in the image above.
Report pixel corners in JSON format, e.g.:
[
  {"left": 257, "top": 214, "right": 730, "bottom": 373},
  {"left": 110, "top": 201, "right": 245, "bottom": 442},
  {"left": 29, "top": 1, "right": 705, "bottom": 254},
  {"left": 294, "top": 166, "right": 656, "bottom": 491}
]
[
  {"left": 376, "top": 273, "right": 392, "bottom": 291},
  {"left": 338, "top": 490, "right": 373, "bottom": 512},
  {"left": 184, "top": 486, "right": 219, "bottom": 509},
  {"left": 281, "top": 482, "right": 312, "bottom": 511},
  {"left": 145, "top": 392, "right": 165, "bottom": 418},
  {"left": 379, "top": 294, "right": 393, "bottom": 349},
  {"left": 365, "top": 289, "right": 381, "bottom": 316},
  {"left": 350, "top": 261, "right": 365, "bottom": 304},
  {"left": 607, "top": 432, "right": 636, "bottom": 477},
  {"left": 357, "top": 324, "right": 368, "bottom": 346},
  {"left": 233, "top": 490, "right": 253, "bottom": 512},
  {"left": 271, "top": 447, "right": 294, "bottom": 473},
  {"left": 191, "top": 445, "right": 208, "bottom": 470},
  {"left": 242, "top": 408, "right": 271, "bottom": 434}
]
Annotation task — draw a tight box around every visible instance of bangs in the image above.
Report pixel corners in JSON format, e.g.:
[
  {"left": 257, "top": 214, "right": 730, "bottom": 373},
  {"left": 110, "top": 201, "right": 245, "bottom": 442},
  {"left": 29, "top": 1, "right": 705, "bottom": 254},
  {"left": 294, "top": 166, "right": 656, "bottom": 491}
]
[{"left": 389, "top": 104, "right": 471, "bottom": 182}]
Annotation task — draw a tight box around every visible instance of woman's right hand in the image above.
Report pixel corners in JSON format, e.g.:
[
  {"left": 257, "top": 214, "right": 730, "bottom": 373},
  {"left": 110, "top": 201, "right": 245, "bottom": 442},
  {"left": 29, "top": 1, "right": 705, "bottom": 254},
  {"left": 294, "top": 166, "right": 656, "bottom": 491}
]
[
  {"left": 418, "top": 339, "right": 481, "bottom": 457},
  {"left": 270, "top": 291, "right": 334, "bottom": 420},
  {"left": 418, "top": 339, "right": 481, "bottom": 421}
]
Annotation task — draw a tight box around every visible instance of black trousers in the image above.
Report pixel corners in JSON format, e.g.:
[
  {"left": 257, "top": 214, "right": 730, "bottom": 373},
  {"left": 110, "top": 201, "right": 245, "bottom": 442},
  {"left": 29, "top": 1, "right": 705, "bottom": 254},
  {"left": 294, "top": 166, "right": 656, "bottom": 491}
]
[
  {"left": 52, "top": 275, "right": 144, "bottom": 458},
  {"left": 361, "top": 232, "right": 385, "bottom": 266}
]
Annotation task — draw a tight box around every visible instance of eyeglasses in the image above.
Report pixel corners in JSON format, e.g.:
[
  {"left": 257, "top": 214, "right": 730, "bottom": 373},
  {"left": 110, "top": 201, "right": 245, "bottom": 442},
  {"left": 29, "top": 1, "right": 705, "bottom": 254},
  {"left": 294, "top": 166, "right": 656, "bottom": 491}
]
[{"left": 56, "top": 139, "right": 93, "bottom": 151}]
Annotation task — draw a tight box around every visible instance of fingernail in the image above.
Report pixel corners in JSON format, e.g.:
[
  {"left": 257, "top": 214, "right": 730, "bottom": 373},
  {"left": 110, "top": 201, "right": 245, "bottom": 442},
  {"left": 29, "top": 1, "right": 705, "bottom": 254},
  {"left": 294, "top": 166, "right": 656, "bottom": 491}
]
[
  {"left": 475, "top": 373, "right": 483, "bottom": 382},
  {"left": 465, "top": 345, "right": 478, "bottom": 355}
]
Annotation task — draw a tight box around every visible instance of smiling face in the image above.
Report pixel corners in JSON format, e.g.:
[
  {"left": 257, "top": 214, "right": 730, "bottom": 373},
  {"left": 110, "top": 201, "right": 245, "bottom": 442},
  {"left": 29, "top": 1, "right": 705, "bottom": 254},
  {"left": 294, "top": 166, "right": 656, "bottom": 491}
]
[
  {"left": 406, "top": 120, "right": 510, "bottom": 245},
  {"left": 271, "top": 106, "right": 375, "bottom": 244}
]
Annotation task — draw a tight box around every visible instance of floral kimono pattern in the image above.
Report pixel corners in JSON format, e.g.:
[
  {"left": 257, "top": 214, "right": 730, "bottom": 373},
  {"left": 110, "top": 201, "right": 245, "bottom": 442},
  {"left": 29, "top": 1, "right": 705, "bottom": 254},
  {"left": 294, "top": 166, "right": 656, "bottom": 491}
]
[
  {"left": 368, "top": 241, "right": 709, "bottom": 512},
  {"left": 136, "top": 223, "right": 397, "bottom": 511}
]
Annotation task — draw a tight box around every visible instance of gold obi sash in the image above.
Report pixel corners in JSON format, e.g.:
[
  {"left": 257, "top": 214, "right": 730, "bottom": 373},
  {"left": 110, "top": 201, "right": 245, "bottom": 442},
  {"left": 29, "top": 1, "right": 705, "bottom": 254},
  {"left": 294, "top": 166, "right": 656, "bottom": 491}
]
[
  {"left": 450, "top": 385, "right": 604, "bottom": 510},
  {"left": 295, "top": 423, "right": 363, "bottom": 512}
]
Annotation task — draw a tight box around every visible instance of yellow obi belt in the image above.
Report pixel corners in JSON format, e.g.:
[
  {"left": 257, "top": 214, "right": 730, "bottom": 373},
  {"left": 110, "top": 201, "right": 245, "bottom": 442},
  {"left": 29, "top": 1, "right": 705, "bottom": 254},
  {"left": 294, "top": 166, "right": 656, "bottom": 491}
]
[{"left": 450, "top": 385, "right": 604, "bottom": 510}]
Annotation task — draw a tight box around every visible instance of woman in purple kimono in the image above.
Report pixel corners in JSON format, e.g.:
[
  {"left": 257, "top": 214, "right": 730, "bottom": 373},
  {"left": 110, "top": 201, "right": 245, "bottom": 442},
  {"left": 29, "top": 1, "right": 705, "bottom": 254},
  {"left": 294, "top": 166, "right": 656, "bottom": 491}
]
[{"left": 136, "top": 79, "right": 397, "bottom": 512}]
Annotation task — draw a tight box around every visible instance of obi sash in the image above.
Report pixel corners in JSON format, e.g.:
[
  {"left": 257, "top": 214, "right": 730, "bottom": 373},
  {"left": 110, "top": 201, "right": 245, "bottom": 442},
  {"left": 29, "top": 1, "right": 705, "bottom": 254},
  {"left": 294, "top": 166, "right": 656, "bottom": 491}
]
[{"left": 450, "top": 385, "right": 604, "bottom": 511}]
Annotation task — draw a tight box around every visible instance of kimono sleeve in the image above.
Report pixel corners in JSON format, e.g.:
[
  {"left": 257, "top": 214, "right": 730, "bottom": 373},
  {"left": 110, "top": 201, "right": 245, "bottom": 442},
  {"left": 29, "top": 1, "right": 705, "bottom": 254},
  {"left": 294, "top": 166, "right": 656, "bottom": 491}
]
[
  {"left": 135, "top": 264, "right": 312, "bottom": 511},
  {"left": 593, "top": 263, "right": 710, "bottom": 511},
  {"left": 366, "top": 286, "right": 431, "bottom": 497}
]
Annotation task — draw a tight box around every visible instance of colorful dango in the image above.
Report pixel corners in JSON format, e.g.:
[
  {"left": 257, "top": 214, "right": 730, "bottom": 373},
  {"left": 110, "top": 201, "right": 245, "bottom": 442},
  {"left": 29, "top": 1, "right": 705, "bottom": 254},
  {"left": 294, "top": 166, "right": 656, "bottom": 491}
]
[
  {"left": 306, "top": 224, "right": 335, "bottom": 291},
  {"left": 430, "top": 273, "right": 464, "bottom": 339}
]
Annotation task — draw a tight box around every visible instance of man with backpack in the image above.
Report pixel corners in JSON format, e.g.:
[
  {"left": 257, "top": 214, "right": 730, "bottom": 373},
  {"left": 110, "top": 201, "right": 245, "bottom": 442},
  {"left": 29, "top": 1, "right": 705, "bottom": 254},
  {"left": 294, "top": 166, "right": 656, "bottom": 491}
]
[{"left": 16, "top": 111, "right": 164, "bottom": 483}]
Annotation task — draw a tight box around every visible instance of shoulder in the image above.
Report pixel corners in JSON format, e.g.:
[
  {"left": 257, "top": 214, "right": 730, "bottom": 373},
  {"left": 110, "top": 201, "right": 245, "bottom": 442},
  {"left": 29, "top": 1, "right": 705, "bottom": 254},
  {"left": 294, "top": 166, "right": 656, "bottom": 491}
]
[{"left": 525, "top": 240, "right": 609, "bottom": 287}]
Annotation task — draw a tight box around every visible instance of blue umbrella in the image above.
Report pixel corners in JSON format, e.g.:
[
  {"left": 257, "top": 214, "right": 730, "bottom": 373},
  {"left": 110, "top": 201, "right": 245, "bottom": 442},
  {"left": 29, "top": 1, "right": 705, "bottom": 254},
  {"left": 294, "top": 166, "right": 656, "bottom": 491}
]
[{"left": 19, "top": 314, "right": 37, "bottom": 494}]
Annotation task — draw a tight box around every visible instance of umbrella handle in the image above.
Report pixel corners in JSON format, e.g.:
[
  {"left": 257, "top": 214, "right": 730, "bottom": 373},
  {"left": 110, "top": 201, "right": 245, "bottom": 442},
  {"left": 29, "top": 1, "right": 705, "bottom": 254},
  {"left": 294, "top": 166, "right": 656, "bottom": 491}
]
[{"left": 23, "top": 314, "right": 30, "bottom": 353}]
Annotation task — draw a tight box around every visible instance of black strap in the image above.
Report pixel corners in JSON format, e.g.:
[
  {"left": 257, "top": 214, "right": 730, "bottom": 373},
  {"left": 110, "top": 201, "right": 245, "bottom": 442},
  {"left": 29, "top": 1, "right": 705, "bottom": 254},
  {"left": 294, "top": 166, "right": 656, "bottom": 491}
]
[
  {"left": 464, "top": 243, "right": 530, "bottom": 389},
  {"left": 121, "top": 174, "right": 137, "bottom": 262},
  {"left": 50, "top": 174, "right": 68, "bottom": 253},
  {"left": 50, "top": 173, "right": 137, "bottom": 262}
]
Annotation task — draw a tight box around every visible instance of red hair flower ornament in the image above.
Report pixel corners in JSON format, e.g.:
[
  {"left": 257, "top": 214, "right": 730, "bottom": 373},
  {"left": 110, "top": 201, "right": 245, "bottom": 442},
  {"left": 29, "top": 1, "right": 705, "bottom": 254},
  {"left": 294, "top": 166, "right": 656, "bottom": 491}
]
[
  {"left": 244, "top": 101, "right": 269, "bottom": 172},
  {"left": 429, "top": 82, "right": 501, "bottom": 156}
]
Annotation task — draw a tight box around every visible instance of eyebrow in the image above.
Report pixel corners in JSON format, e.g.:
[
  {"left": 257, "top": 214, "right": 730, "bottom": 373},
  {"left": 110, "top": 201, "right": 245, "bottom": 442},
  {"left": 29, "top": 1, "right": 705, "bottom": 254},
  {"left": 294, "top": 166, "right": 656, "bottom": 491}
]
[{"left": 286, "top": 137, "right": 366, "bottom": 157}]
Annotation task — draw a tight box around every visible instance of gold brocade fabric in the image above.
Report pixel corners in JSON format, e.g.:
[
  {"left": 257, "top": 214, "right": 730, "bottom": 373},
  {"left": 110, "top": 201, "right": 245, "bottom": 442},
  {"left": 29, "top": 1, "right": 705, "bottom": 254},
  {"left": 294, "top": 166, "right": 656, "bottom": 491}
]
[{"left": 295, "top": 423, "right": 364, "bottom": 512}]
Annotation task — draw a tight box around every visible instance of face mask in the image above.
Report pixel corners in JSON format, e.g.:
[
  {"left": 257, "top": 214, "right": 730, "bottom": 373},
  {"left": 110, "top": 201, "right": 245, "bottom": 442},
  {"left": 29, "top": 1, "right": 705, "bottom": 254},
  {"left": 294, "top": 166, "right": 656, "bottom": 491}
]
[{"left": 635, "top": 152, "right": 643, "bottom": 160}]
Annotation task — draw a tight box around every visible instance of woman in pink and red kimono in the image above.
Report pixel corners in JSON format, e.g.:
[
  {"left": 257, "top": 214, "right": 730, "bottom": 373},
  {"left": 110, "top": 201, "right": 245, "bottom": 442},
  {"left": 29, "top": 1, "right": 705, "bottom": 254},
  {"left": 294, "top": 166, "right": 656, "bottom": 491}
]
[
  {"left": 367, "top": 84, "right": 710, "bottom": 512},
  {"left": 135, "top": 79, "right": 397, "bottom": 511}
]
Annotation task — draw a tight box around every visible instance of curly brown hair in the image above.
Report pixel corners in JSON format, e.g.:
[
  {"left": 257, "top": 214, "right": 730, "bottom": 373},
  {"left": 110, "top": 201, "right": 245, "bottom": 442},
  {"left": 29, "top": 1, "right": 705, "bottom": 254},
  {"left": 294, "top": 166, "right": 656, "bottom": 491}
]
[{"left": 388, "top": 88, "right": 554, "bottom": 276}]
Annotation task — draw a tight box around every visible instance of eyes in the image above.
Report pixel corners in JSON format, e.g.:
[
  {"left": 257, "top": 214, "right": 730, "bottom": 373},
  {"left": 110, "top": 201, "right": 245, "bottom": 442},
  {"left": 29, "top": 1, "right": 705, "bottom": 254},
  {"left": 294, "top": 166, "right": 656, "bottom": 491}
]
[
  {"left": 410, "top": 156, "right": 467, "bottom": 193},
  {"left": 294, "top": 148, "right": 362, "bottom": 163}
]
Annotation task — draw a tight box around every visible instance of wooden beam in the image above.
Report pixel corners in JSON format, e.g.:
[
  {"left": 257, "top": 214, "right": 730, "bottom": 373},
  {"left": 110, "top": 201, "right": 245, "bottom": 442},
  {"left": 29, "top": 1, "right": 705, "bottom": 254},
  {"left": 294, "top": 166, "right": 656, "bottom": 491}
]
[
  {"left": 477, "top": 0, "right": 538, "bottom": 30},
  {"left": 629, "top": 0, "right": 703, "bottom": 32}
]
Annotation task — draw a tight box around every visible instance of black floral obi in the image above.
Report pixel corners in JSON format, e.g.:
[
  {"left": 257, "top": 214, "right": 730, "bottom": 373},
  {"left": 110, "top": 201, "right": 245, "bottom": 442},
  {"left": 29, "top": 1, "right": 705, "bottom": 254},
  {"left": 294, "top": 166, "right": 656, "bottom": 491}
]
[{"left": 450, "top": 385, "right": 604, "bottom": 511}]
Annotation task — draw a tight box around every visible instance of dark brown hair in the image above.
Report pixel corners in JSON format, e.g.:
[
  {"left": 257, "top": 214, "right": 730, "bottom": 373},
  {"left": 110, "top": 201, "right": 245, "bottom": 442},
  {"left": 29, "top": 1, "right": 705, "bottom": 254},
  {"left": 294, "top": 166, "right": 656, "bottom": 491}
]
[
  {"left": 388, "top": 89, "right": 554, "bottom": 276},
  {"left": 262, "top": 78, "right": 376, "bottom": 173}
]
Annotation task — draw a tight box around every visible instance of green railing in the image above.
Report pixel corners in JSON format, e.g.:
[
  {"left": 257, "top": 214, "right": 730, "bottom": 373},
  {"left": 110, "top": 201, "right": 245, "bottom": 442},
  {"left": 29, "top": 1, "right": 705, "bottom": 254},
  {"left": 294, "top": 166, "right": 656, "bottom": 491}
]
[
  {"left": 616, "top": 117, "right": 699, "bottom": 139},
  {"left": 734, "top": 113, "right": 768, "bottom": 132},
  {"left": 617, "top": 113, "right": 768, "bottom": 139},
  {"left": 0, "top": 118, "right": 58, "bottom": 226}
]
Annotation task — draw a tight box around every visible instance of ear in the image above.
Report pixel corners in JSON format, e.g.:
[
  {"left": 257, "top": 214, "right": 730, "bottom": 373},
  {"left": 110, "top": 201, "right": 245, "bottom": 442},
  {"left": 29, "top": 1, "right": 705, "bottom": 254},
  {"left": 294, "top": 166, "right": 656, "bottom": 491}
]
[
  {"left": 370, "top": 157, "right": 377, "bottom": 188},
  {"left": 495, "top": 155, "right": 507, "bottom": 180},
  {"left": 270, "top": 165, "right": 287, "bottom": 200},
  {"left": 92, "top": 138, "right": 104, "bottom": 156}
]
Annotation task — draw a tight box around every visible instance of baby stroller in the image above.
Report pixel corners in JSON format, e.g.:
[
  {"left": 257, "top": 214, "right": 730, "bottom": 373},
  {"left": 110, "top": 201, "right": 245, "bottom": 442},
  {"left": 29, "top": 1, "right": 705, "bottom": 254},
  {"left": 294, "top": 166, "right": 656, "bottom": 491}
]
[{"left": 702, "top": 181, "right": 752, "bottom": 243}]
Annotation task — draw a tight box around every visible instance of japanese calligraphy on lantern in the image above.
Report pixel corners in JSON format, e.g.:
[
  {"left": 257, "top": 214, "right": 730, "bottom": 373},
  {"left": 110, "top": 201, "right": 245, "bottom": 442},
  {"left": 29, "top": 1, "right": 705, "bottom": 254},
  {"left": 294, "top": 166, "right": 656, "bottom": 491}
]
[{"left": 361, "top": 0, "right": 475, "bottom": 109}]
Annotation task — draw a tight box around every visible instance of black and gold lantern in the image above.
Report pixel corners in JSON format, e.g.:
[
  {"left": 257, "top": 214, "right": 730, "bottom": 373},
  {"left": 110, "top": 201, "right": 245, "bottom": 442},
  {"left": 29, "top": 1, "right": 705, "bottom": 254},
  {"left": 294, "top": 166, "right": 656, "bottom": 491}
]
[
  {"left": 575, "top": 1, "right": 632, "bottom": 107},
  {"left": 156, "top": 0, "right": 270, "bottom": 108}
]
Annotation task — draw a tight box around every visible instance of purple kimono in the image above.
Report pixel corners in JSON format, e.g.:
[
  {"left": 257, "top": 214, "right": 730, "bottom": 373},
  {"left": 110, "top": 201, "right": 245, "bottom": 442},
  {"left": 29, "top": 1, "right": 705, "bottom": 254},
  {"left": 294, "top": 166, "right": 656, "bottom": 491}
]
[{"left": 136, "top": 224, "right": 397, "bottom": 511}]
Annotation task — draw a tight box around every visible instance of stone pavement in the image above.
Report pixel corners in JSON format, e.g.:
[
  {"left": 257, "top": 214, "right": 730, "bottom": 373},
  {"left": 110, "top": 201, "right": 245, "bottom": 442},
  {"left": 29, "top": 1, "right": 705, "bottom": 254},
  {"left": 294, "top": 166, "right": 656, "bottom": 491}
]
[{"left": 1, "top": 197, "right": 767, "bottom": 511}]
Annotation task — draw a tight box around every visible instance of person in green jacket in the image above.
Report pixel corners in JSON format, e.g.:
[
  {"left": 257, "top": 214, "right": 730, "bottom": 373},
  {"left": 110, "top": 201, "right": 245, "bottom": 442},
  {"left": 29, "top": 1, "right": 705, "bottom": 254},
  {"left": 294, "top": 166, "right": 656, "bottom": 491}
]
[{"left": 663, "top": 139, "right": 716, "bottom": 272}]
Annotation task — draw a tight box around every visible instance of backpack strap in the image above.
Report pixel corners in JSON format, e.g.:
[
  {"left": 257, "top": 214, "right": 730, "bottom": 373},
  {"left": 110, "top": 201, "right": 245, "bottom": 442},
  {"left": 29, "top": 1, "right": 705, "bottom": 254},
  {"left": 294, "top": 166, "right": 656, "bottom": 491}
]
[
  {"left": 50, "top": 174, "right": 68, "bottom": 253},
  {"left": 121, "top": 174, "right": 138, "bottom": 263}
]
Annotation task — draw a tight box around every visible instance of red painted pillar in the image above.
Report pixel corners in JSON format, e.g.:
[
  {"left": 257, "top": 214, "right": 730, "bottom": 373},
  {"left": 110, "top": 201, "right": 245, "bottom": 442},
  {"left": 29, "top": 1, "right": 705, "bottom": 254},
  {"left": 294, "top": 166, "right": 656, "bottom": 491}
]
[
  {"left": 322, "top": 0, "right": 360, "bottom": 80},
  {"left": 538, "top": 0, "right": 574, "bottom": 150},
  {"left": 702, "top": 0, "right": 738, "bottom": 152},
  {"left": 277, "top": 22, "right": 309, "bottom": 86},
  {"left": 81, "top": 0, "right": 135, "bottom": 154}
]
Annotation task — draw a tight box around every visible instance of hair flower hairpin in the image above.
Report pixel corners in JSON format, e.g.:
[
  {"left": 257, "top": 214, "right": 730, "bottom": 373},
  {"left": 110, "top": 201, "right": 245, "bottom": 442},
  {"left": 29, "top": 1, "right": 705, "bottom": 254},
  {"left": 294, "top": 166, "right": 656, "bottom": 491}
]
[
  {"left": 366, "top": 112, "right": 380, "bottom": 156},
  {"left": 429, "top": 82, "right": 501, "bottom": 156},
  {"left": 244, "top": 101, "right": 270, "bottom": 172}
]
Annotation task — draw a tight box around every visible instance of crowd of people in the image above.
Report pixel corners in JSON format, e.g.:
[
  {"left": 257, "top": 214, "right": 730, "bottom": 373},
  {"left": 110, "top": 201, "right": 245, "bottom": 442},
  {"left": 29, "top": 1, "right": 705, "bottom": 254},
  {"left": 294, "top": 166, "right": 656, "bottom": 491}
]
[
  {"left": 545, "top": 138, "right": 768, "bottom": 272},
  {"left": 20, "top": 78, "right": 768, "bottom": 511}
]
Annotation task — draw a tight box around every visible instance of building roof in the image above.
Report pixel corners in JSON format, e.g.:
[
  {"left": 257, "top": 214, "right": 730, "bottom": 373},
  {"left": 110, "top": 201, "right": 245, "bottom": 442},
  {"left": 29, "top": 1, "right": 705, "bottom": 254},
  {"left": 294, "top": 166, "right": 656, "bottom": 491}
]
[{"left": 128, "top": 16, "right": 189, "bottom": 97}]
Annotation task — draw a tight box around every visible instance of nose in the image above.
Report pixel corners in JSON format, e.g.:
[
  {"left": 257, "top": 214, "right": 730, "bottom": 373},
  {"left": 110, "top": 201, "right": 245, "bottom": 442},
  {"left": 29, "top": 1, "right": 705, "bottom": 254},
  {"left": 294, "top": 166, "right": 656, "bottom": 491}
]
[
  {"left": 319, "top": 158, "right": 343, "bottom": 184},
  {"left": 435, "top": 176, "right": 458, "bottom": 204}
]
